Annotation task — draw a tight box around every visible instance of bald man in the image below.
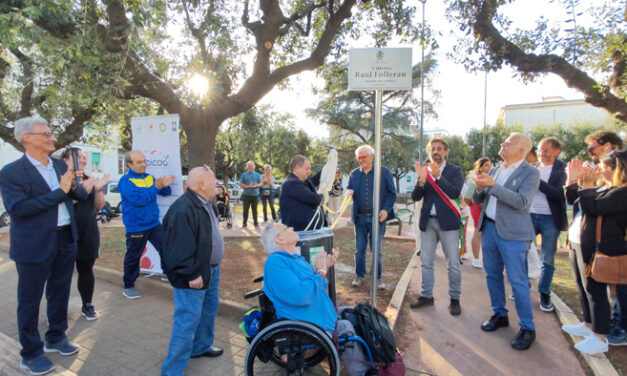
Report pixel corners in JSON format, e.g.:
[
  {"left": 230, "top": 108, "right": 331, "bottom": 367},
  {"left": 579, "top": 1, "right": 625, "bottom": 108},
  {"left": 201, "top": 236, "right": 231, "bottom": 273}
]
[
  {"left": 161, "top": 166, "right": 225, "bottom": 375},
  {"left": 472, "top": 133, "right": 540, "bottom": 351},
  {"left": 118, "top": 150, "right": 174, "bottom": 299}
]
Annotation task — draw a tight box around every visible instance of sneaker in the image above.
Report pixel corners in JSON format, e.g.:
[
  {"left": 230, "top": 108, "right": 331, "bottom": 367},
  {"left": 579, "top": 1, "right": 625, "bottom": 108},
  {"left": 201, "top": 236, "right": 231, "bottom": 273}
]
[
  {"left": 241, "top": 223, "right": 247, "bottom": 228},
  {"left": 351, "top": 277, "right": 364, "bottom": 287},
  {"left": 574, "top": 334, "right": 609, "bottom": 354},
  {"left": 449, "top": 298, "right": 462, "bottom": 316},
  {"left": 410, "top": 296, "right": 434, "bottom": 309},
  {"left": 607, "top": 327, "right": 627, "bottom": 346},
  {"left": 471, "top": 259, "right": 483, "bottom": 269},
  {"left": 44, "top": 339, "right": 80, "bottom": 356},
  {"left": 377, "top": 280, "right": 386, "bottom": 290},
  {"left": 508, "top": 293, "right": 515, "bottom": 301},
  {"left": 562, "top": 322, "right": 593, "bottom": 337},
  {"left": 461, "top": 253, "right": 471, "bottom": 260},
  {"left": 539, "top": 293, "right": 554, "bottom": 312},
  {"left": 123, "top": 287, "right": 141, "bottom": 299},
  {"left": 528, "top": 268, "right": 541, "bottom": 279},
  {"left": 20, "top": 355, "right": 55, "bottom": 375},
  {"left": 81, "top": 304, "right": 100, "bottom": 321}
]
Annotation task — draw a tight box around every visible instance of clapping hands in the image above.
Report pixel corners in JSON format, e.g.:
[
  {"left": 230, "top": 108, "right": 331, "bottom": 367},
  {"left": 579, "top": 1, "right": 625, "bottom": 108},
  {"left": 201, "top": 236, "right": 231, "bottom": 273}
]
[
  {"left": 313, "top": 247, "right": 340, "bottom": 275},
  {"left": 567, "top": 158, "right": 584, "bottom": 185},
  {"left": 155, "top": 174, "right": 176, "bottom": 189}
]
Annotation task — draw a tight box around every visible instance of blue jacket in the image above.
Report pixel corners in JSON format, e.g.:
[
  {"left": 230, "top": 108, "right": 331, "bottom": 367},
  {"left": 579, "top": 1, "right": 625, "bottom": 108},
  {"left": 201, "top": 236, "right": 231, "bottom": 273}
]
[
  {"left": 279, "top": 172, "right": 324, "bottom": 231},
  {"left": 0, "top": 155, "right": 87, "bottom": 263},
  {"left": 347, "top": 165, "right": 396, "bottom": 223},
  {"left": 118, "top": 170, "right": 171, "bottom": 232},
  {"left": 535, "top": 159, "right": 568, "bottom": 231},
  {"left": 411, "top": 162, "right": 465, "bottom": 231},
  {"left": 263, "top": 251, "right": 337, "bottom": 332}
]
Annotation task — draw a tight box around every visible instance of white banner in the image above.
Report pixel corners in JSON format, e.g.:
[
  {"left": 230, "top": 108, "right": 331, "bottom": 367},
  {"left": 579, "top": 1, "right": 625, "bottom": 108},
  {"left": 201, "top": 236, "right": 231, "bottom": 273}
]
[
  {"left": 131, "top": 114, "right": 183, "bottom": 275},
  {"left": 348, "top": 48, "right": 412, "bottom": 91}
]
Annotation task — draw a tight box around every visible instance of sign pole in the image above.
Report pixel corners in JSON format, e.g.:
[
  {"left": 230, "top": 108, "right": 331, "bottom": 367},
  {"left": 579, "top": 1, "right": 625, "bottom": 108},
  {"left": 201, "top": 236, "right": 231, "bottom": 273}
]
[{"left": 370, "top": 89, "right": 383, "bottom": 306}]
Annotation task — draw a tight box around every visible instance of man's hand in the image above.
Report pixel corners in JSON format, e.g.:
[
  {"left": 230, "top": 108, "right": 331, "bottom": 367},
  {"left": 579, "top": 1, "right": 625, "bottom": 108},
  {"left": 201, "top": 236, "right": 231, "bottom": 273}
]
[
  {"left": 326, "top": 247, "right": 339, "bottom": 269},
  {"left": 60, "top": 170, "right": 74, "bottom": 193},
  {"left": 313, "top": 252, "right": 328, "bottom": 274},
  {"left": 155, "top": 174, "right": 176, "bottom": 189},
  {"left": 189, "top": 276, "right": 203, "bottom": 289},
  {"left": 567, "top": 158, "right": 584, "bottom": 185},
  {"left": 428, "top": 162, "right": 441, "bottom": 179},
  {"left": 345, "top": 189, "right": 354, "bottom": 197},
  {"left": 379, "top": 210, "right": 388, "bottom": 223},
  {"left": 414, "top": 162, "right": 427, "bottom": 183},
  {"left": 472, "top": 173, "right": 495, "bottom": 191}
]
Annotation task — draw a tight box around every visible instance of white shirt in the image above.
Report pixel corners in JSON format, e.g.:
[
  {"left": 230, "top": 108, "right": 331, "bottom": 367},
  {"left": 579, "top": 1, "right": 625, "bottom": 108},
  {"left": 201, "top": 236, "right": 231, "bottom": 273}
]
[
  {"left": 25, "top": 153, "right": 71, "bottom": 226},
  {"left": 428, "top": 161, "right": 447, "bottom": 216},
  {"left": 529, "top": 164, "right": 553, "bottom": 215},
  {"left": 485, "top": 159, "right": 525, "bottom": 220}
]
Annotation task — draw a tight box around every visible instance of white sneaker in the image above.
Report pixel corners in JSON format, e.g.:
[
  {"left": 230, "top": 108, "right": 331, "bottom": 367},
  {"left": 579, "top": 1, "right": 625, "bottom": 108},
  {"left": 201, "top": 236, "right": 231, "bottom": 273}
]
[
  {"left": 461, "top": 253, "right": 471, "bottom": 260},
  {"left": 574, "top": 334, "right": 609, "bottom": 354},
  {"left": 471, "top": 259, "right": 482, "bottom": 269},
  {"left": 351, "top": 277, "right": 363, "bottom": 287},
  {"left": 562, "top": 322, "right": 593, "bottom": 337},
  {"left": 528, "top": 268, "right": 541, "bottom": 279}
]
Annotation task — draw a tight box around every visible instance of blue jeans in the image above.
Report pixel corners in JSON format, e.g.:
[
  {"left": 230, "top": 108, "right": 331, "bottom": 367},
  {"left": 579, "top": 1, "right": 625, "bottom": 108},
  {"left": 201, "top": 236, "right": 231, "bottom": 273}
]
[
  {"left": 162, "top": 265, "right": 221, "bottom": 376},
  {"left": 419, "top": 217, "right": 462, "bottom": 299},
  {"left": 530, "top": 213, "right": 560, "bottom": 295},
  {"left": 354, "top": 215, "right": 386, "bottom": 279},
  {"left": 482, "top": 221, "right": 535, "bottom": 330}
]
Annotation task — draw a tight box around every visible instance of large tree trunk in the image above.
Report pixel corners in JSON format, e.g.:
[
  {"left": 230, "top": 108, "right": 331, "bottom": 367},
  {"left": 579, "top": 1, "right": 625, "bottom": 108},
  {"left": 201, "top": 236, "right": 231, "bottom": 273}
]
[{"left": 181, "top": 109, "right": 221, "bottom": 169}]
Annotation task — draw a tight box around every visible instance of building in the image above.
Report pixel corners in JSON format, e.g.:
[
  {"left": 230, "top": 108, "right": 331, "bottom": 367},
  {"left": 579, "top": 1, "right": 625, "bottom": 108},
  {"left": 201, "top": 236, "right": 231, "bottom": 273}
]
[{"left": 498, "top": 96, "right": 612, "bottom": 129}]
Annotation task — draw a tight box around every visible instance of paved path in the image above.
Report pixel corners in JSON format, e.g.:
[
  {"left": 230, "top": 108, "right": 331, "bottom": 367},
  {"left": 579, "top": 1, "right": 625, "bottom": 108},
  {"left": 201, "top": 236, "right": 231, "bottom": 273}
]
[
  {"left": 0, "top": 254, "right": 245, "bottom": 376},
  {"left": 395, "top": 226, "right": 587, "bottom": 376}
]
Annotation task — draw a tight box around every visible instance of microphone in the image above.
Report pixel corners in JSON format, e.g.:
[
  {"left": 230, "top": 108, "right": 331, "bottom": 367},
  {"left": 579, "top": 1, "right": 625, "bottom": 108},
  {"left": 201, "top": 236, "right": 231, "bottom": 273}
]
[{"left": 70, "top": 148, "right": 81, "bottom": 183}]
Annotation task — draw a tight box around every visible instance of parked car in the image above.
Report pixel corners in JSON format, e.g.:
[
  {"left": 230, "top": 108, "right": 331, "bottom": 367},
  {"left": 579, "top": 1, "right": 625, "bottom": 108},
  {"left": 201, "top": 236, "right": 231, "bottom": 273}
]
[
  {"left": 227, "top": 181, "right": 242, "bottom": 202},
  {"left": 104, "top": 182, "right": 122, "bottom": 211}
]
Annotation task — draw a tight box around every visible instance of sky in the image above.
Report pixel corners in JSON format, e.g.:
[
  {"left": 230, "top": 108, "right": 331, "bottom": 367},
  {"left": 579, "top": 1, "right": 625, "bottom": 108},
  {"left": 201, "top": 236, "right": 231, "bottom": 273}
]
[{"left": 258, "top": 0, "right": 595, "bottom": 140}]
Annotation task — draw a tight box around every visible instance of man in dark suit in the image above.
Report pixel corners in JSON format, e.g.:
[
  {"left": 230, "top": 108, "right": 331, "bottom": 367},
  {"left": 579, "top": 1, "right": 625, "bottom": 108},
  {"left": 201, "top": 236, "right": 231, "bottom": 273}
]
[
  {"left": 530, "top": 137, "right": 567, "bottom": 313},
  {"left": 410, "top": 138, "right": 465, "bottom": 315},
  {"left": 0, "top": 117, "right": 87, "bottom": 375},
  {"left": 279, "top": 155, "right": 325, "bottom": 231}
]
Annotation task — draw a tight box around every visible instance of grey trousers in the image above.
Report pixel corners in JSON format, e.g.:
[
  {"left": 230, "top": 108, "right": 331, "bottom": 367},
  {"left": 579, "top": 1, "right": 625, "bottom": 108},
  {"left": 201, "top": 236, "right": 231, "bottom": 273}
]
[{"left": 420, "top": 217, "right": 462, "bottom": 299}]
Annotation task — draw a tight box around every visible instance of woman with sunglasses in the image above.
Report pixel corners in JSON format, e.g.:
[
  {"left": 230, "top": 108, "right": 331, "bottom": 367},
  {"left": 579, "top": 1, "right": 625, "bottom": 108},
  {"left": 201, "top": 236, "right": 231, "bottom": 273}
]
[{"left": 62, "top": 147, "right": 110, "bottom": 320}]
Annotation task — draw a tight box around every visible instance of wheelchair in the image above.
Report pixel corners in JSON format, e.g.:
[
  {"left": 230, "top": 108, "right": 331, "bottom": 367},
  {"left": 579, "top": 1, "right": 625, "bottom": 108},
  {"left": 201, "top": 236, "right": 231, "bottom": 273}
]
[
  {"left": 243, "top": 277, "right": 377, "bottom": 376},
  {"left": 216, "top": 190, "right": 233, "bottom": 229}
]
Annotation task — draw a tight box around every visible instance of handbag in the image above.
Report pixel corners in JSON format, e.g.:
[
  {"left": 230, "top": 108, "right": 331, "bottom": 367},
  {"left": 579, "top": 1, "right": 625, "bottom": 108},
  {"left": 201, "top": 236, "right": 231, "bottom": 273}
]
[{"left": 585, "top": 216, "right": 627, "bottom": 284}]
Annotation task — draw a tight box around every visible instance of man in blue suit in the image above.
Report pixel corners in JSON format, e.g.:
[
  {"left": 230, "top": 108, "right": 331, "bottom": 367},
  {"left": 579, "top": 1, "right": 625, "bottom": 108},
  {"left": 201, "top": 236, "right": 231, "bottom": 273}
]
[
  {"left": 473, "top": 133, "right": 540, "bottom": 351},
  {"left": 410, "top": 138, "right": 465, "bottom": 316},
  {"left": 0, "top": 117, "right": 87, "bottom": 375},
  {"left": 279, "top": 155, "right": 325, "bottom": 231},
  {"left": 347, "top": 145, "right": 396, "bottom": 290}
]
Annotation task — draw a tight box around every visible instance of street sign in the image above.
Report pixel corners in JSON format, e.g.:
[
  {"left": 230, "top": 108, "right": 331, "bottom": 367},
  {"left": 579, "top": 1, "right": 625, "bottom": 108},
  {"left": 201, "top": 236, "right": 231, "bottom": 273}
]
[{"left": 348, "top": 48, "right": 412, "bottom": 91}]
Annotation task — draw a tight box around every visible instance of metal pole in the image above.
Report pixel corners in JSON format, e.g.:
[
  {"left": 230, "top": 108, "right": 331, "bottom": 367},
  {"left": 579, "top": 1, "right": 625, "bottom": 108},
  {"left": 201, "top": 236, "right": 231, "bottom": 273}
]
[
  {"left": 370, "top": 89, "right": 383, "bottom": 306},
  {"left": 482, "top": 70, "right": 487, "bottom": 156},
  {"left": 419, "top": 0, "right": 426, "bottom": 165}
]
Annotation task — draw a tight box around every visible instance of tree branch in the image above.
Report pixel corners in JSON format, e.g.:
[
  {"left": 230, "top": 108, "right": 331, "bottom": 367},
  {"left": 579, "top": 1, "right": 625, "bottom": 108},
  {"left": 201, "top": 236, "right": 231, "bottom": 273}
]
[
  {"left": 10, "top": 48, "right": 36, "bottom": 118},
  {"left": 55, "top": 100, "right": 99, "bottom": 148},
  {"left": 472, "top": 0, "right": 627, "bottom": 122}
]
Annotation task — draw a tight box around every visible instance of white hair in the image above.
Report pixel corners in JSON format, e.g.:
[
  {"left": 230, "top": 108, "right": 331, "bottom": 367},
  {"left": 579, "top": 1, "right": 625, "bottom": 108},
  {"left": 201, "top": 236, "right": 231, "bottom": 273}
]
[
  {"left": 260, "top": 222, "right": 281, "bottom": 254},
  {"left": 354, "top": 145, "right": 374, "bottom": 156},
  {"left": 14, "top": 117, "right": 48, "bottom": 144}
]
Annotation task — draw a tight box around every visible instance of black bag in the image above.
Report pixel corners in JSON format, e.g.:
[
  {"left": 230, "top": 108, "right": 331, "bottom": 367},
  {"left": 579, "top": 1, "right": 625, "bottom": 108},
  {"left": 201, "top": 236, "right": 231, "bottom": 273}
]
[{"left": 341, "top": 303, "right": 397, "bottom": 366}]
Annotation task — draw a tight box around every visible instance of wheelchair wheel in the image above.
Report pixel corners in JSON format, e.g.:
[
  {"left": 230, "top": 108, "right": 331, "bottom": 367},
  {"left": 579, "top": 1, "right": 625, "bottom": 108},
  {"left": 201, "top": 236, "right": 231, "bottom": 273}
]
[{"left": 245, "top": 320, "right": 340, "bottom": 376}]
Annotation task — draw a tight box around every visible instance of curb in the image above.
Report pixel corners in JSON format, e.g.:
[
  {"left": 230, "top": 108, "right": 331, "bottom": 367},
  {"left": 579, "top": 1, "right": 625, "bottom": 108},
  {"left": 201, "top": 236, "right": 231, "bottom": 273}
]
[
  {"left": 552, "top": 292, "right": 619, "bottom": 376},
  {"left": 385, "top": 249, "right": 420, "bottom": 330}
]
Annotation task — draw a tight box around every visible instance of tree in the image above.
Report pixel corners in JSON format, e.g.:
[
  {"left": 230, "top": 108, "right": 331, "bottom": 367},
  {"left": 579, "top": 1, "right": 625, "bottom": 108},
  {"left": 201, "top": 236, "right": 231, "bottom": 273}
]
[
  {"left": 1, "top": 0, "right": 420, "bottom": 167},
  {"left": 445, "top": 0, "right": 627, "bottom": 123}
]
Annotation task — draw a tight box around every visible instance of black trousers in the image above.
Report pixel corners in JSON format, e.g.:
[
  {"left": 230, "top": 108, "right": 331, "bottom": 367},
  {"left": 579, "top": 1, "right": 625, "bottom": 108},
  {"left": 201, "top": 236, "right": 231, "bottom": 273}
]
[
  {"left": 242, "top": 194, "right": 259, "bottom": 226},
  {"left": 261, "top": 195, "right": 276, "bottom": 222},
  {"left": 76, "top": 259, "right": 96, "bottom": 306},
  {"left": 15, "top": 230, "right": 76, "bottom": 360},
  {"left": 124, "top": 224, "right": 164, "bottom": 288}
]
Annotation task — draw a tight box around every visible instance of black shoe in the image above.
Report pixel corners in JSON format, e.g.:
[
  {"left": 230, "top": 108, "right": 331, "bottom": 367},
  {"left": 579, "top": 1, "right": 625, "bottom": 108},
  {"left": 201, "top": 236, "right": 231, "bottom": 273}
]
[
  {"left": 481, "top": 313, "right": 509, "bottom": 332},
  {"left": 449, "top": 299, "right": 461, "bottom": 316},
  {"left": 191, "top": 346, "right": 223, "bottom": 358},
  {"left": 410, "top": 296, "right": 434, "bottom": 309},
  {"left": 511, "top": 328, "right": 535, "bottom": 350},
  {"left": 539, "top": 293, "right": 554, "bottom": 312}
]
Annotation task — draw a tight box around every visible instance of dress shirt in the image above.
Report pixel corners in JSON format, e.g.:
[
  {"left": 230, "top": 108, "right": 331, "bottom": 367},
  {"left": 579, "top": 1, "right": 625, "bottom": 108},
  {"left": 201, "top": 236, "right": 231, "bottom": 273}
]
[
  {"left": 428, "top": 161, "right": 447, "bottom": 216},
  {"left": 25, "top": 153, "right": 70, "bottom": 226},
  {"left": 485, "top": 159, "right": 525, "bottom": 220},
  {"left": 529, "top": 164, "right": 553, "bottom": 215},
  {"left": 356, "top": 167, "right": 374, "bottom": 215},
  {"left": 195, "top": 193, "right": 225, "bottom": 264}
]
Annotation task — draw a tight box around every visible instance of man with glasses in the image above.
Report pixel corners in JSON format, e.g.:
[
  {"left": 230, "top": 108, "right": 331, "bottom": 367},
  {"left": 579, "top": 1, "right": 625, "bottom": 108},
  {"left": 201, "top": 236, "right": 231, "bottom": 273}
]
[
  {"left": 0, "top": 117, "right": 87, "bottom": 375},
  {"left": 118, "top": 150, "right": 175, "bottom": 299},
  {"left": 410, "top": 137, "right": 465, "bottom": 315},
  {"left": 346, "top": 145, "right": 396, "bottom": 290},
  {"left": 585, "top": 130, "right": 623, "bottom": 164}
]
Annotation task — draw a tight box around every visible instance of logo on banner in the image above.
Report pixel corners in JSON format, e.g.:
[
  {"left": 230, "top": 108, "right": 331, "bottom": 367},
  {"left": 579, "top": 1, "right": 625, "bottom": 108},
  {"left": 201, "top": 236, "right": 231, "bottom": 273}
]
[
  {"left": 171, "top": 121, "right": 177, "bottom": 132},
  {"left": 145, "top": 149, "right": 170, "bottom": 167},
  {"left": 148, "top": 124, "right": 155, "bottom": 133},
  {"left": 376, "top": 50, "right": 385, "bottom": 62},
  {"left": 159, "top": 123, "right": 166, "bottom": 132}
]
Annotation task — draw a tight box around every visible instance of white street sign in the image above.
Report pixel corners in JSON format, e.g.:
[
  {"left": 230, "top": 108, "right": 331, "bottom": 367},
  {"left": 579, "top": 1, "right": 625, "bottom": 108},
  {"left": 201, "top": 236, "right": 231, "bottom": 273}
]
[{"left": 348, "top": 48, "right": 412, "bottom": 91}]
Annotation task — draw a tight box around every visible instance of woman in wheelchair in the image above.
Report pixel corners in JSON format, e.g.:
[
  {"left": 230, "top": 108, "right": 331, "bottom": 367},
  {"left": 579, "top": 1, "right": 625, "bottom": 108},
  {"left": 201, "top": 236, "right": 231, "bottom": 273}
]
[
  {"left": 243, "top": 222, "right": 373, "bottom": 376},
  {"left": 215, "top": 186, "right": 229, "bottom": 219}
]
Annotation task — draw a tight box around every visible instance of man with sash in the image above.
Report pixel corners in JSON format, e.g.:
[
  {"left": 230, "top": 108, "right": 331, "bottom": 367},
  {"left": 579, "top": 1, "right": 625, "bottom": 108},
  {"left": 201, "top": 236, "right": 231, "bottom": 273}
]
[{"left": 410, "top": 137, "right": 465, "bottom": 316}]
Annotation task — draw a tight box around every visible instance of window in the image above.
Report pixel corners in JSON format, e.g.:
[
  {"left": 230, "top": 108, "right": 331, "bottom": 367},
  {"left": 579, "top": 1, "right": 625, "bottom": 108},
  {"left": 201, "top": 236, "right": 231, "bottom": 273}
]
[{"left": 118, "top": 154, "right": 127, "bottom": 175}]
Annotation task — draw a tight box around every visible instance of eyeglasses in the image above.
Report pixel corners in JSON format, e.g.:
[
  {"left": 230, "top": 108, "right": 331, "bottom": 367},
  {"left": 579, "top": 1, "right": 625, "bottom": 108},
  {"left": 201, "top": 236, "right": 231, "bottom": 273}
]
[
  {"left": 587, "top": 144, "right": 601, "bottom": 153},
  {"left": 429, "top": 146, "right": 445, "bottom": 152},
  {"left": 356, "top": 155, "right": 371, "bottom": 160},
  {"left": 203, "top": 164, "right": 212, "bottom": 172},
  {"left": 28, "top": 131, "right": 54, "bottom": 138}
]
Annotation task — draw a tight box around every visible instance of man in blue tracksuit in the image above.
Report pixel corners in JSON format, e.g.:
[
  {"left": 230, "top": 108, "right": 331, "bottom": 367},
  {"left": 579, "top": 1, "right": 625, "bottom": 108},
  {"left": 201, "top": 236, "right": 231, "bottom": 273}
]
[{"left": 118, "top": 151, "right": 174, "bottom": 299}]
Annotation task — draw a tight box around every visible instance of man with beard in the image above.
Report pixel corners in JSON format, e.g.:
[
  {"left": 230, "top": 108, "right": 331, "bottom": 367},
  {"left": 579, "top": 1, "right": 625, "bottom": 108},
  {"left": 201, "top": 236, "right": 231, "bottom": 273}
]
[
  {"left": 584, "top": 130, "right": 623, "bottom": 164},
  {"left": 410, "top": 137, "right": 465, "bottom": 316}
]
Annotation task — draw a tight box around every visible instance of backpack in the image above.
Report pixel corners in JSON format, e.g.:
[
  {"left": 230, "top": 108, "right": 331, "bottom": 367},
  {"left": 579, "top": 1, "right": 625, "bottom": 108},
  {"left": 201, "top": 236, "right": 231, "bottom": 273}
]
[{"left": 341, "top": 302, "right": 397, "bottom": 366}]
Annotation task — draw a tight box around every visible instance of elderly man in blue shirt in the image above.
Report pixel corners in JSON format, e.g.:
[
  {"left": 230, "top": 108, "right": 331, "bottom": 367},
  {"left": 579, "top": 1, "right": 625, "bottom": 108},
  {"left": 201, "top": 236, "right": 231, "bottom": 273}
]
[{"left": 346, "top": 145, "right": 396, "bottom": 290}]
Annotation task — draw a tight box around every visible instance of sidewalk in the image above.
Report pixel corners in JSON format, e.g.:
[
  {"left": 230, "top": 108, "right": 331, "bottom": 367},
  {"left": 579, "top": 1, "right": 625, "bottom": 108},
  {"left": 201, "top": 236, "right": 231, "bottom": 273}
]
[{"left": 0, "top": 255, "right": 245, "bottom": 376}]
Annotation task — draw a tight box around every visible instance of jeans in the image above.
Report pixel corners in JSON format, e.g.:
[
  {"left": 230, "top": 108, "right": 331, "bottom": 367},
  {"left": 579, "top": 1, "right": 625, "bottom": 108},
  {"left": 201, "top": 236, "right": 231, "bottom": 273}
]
[
  {"left": 482, "top": 221, "right": 535, "bottom": 330},
  {"left": 354, "top": 215, "right": 386, "bottom": 280},
  {"left": 530, "top": 213, "right": 560, "bottom": 294},
  {"left": 15, "top": 230, "right": 77, "bottom": 360},
  {"left": 124, "top": 224, "right": 164, "bottom": 288},
  {"left": 242, "top": 194, "right": 259, "bottom": 226},
  {"left": 419, "top": 217, "right": 462, "bottom": 299},
  {"left": 162, "top": 265, "right": 221, "bottom": 376}
]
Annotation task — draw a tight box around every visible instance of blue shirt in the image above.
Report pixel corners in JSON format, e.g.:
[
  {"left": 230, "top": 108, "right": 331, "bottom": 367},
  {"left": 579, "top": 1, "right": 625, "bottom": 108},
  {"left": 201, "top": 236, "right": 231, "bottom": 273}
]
[
  {"left": 25, "top": 153, "right": 71, "bottom": 226},
  {"left": 263, "top": 251, "right": 337, "bottom": 332},
  {"left": 355, "top": 168, "right": 374, "bottom": 215},
  {"left": 240, "top": 171, "right": 261, "bottom": 196}
]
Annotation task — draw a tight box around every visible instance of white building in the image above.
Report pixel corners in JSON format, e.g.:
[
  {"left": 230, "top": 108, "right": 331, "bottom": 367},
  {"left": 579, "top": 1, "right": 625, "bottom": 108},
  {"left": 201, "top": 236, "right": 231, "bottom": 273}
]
[{"left": 498, "top": 96, "right": 612, "bottom": 129}]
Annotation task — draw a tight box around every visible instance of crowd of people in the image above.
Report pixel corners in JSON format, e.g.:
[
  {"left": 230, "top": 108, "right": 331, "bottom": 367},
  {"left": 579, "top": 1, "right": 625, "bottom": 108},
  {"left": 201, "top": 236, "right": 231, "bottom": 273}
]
[{"left": 0, "top": 115, "right": 625, "bottom": 375}]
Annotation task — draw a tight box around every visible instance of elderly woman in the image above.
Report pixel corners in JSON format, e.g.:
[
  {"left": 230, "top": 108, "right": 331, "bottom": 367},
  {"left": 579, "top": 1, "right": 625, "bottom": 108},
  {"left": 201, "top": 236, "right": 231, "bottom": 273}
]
[{"left": 260, "top": 223, "right": 370, "bottom": 376}]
